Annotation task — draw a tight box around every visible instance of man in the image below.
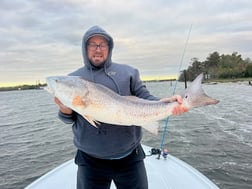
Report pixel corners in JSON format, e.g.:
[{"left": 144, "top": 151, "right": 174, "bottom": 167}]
[{"left": 54, "top": 25, "right": 187, "bottom": 189}]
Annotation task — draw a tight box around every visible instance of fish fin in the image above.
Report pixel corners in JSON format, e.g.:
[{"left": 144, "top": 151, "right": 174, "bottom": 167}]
[
  {"left": 183, "top": 73, "right": 220, "bottom": 108},
  {"left": 72, "top": 95, "right": 86, "bottom": 107},
  {"left": 142, "top": 122, "right": 159, "bottom": 135},
  {"left": 83, "top": 115, "right": 100, "bottom": 128}
]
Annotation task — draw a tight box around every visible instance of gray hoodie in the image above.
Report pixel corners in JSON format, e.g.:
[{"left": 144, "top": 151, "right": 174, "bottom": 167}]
[{"left": 59, "top": 25, "right": 159, "bottom": 159}]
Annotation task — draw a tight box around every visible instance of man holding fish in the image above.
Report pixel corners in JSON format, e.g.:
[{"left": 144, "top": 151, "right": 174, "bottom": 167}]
[{"left": 53, "top": 25, "right": 189, "bottom": 189}]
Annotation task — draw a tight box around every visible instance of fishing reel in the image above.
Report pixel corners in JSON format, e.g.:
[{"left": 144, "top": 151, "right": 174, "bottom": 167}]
[{"left": 148, "top": 148, "right": 169, "bottom": 159}]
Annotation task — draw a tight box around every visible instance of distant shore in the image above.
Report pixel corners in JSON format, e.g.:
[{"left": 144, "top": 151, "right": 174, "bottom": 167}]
[
  {"left": 1, "top": 77, "right": 251, "bottom": 92},
  {"left": 0, "top": 84, "right": 47, "bottom": 92},
  {"left": 203, "top": 77, "right": 252, "bottom": 84}
]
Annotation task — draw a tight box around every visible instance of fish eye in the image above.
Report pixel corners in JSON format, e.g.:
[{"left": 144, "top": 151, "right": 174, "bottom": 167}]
[{"left": 184, "top": 95, "right": 188, "bottom": 98}]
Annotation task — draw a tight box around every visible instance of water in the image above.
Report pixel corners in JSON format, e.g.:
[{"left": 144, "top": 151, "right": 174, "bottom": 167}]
[{"left": 0, "top": 81, "right": 251, "bottom": 189}]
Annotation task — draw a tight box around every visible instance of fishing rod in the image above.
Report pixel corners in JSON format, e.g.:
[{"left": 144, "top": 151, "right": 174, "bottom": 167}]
[
  {"left": 160, "top": 24, "right": 192, "bottom": 150},
  {"left": 147, "top": 25, "right": 193, "bottom": 159}
]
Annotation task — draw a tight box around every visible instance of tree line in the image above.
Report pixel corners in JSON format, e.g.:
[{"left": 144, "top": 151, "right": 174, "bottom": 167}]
[{"left": 179, "top": 51, "right": 252, "bottom": 81}]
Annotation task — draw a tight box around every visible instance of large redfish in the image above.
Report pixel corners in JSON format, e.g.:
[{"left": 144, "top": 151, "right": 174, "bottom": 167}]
[{"left": 46, "top": 73, "right": 219, "bottom": 134}]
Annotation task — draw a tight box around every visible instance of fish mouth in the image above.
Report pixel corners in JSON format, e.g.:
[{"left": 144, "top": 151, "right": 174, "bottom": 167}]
[{"left": 45, "top": 77, "right": 58, "bottom": 94}]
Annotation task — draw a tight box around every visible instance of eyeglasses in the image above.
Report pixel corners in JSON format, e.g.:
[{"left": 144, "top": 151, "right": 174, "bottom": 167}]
[{"left": 87, "top": 42, "right": 109, "bottom": 51}]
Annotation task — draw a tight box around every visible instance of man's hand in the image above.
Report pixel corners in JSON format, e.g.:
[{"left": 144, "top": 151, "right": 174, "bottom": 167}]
[
  {"left": 160, "top": 95, "right": 188, "bottom": 115},
  {"left": 160, "top": 95, "right": 183, "bottom": 104},
  {"left": 54, "top": 97, "right": 73, "bottom": 115}
]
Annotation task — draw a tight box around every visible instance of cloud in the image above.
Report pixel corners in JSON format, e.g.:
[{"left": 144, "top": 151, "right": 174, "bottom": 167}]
[{"left": 0, "top": 0, "right": 252, "bottom": 85}]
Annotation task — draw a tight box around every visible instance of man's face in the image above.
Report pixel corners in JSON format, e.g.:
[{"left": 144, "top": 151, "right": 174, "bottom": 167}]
[{"left": 87, "top": 36, "right": 109, "bottom": 67}]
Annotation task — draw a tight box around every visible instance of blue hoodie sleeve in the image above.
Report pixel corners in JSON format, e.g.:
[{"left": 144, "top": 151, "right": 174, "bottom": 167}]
[
  {"left": 58, "top": 111, "right": 76, "bottom": 124},
  {"left": 131, "top": 69, "right": 160, "bottom": 101}
]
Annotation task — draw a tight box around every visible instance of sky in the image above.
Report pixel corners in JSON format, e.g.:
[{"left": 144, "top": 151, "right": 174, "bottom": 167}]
[{"left": 0, "top": 0, "right": 252, "bottom": 86}]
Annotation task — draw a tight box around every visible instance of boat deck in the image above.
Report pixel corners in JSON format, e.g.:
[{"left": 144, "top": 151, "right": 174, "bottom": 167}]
[{"left": 25, "top": 145, "right": 219, "bottom": 189}]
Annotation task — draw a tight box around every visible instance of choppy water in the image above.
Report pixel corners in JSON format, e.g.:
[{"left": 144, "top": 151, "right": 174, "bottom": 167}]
[{"left": 0, "top": 81, "right": 251, "bottom": 189}]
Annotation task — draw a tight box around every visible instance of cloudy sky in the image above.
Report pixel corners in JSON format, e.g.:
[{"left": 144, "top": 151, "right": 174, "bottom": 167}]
[{"left": 0, "top": 0, "right": 251, "bottom": 86}]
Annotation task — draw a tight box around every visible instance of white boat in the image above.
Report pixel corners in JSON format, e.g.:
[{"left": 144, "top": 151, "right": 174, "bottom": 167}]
[{"left": 25, "top": 145, "right": 219, "bottom": 189}]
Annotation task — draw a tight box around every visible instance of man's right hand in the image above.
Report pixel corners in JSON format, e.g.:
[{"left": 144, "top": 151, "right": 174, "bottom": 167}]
[{"left": 54, "top": 97, "right": 73, "bottom": 115}]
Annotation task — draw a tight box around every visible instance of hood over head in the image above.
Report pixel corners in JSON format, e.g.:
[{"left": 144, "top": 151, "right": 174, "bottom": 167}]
[{"left": 82, "top": 26, "right": 114, "bottom": 69}]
